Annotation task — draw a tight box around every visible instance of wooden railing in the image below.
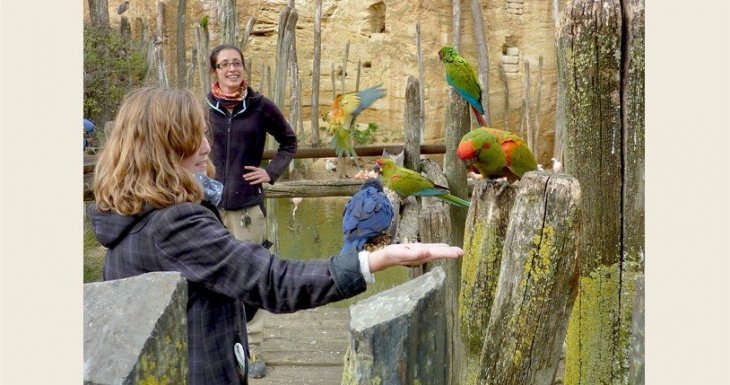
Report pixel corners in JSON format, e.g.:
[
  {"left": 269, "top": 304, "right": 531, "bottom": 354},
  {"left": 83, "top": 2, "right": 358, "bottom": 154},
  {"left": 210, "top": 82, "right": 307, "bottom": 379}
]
[{"left": 83, "top": 144, "right": 447, "bottom": 201}]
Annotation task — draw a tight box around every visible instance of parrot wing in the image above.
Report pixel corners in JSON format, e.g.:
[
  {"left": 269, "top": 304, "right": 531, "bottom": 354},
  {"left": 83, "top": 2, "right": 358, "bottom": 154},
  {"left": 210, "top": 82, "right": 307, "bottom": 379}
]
[
  {"left": 445, "top": 58, "right": 484, "bottom": 115},
  {"left": 341, "top": 181, "right": 394, "bottom": 254},
  {"left": 386, "top": 166, "right": 450, "bottom": 197},
  {"left": 340, "top": 85, "right": 386, "bottom": 127},
  {"left": 503, "top": 139, "right": 538, "bottom": 179}
]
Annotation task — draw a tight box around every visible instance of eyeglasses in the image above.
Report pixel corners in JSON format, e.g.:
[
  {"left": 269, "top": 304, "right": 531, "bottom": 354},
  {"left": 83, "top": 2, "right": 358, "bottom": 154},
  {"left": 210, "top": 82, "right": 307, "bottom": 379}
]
[{"left": 215, "top": 61, "right": 243, "bottom": 70}]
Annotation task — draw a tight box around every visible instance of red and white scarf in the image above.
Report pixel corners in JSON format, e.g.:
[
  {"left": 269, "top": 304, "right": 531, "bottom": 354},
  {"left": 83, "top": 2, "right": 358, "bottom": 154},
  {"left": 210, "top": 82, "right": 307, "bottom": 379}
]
[{"left": 211, "top": 80, "right": 248, "bottom": 110}]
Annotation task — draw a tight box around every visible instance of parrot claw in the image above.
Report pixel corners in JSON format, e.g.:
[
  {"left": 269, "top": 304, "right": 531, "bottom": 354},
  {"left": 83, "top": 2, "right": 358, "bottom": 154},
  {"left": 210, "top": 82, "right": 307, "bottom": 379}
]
[{"left": 495, "top": 178, "right": 510, "bottom": 197}]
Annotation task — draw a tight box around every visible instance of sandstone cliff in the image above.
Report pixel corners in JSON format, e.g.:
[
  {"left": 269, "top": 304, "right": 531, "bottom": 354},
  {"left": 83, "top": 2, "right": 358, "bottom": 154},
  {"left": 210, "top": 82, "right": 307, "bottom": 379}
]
[{"left": 87, "top": 0, "right": 565, "bottom": 164}]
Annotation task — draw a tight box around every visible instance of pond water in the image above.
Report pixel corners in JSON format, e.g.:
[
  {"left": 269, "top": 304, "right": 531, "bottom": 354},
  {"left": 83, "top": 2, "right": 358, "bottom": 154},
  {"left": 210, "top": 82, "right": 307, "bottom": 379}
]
[{"left": 269, "top": 196, "right": 408, "bottom": 308}]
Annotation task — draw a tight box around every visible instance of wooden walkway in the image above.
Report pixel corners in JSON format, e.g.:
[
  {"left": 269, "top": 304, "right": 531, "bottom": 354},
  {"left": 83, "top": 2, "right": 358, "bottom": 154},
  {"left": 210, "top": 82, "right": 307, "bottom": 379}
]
[{"left": 253, "top": 306, "right": 351, "bottom": 385}]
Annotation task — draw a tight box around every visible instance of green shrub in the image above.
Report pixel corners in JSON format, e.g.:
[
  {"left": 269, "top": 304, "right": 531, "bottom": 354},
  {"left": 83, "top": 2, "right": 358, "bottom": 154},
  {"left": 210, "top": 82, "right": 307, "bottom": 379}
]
[
  {"left": 354, "top": 122, "right": 378, "bottom": 145},
  {"left": 84, "top": 25, "right": 148, "bottom": 138}
]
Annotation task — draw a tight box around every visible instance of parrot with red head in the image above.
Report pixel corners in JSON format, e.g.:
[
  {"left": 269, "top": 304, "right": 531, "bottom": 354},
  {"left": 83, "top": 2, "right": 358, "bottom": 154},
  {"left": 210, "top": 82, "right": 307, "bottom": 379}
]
[{"left": 457, "top": 127, "right": 537, "bottom": 183}]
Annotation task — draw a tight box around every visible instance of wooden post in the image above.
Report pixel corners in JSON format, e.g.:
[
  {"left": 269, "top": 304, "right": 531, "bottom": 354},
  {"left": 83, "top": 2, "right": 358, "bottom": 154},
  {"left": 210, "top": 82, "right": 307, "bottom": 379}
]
[
  {"left": 470, "top": 0, "right": 491, "bottom": 126},
  {"left": 273, "top": 6, "right": 290, "bottom": 107},
  {"left": 451, "top": 0, "right": 461, "bottom": 51},
  {"left": 341, "top": 41, "right": 350, "bottom": 95},
  {"left": 534, "top": 55, "right": 543, "bottom": 160},
  {"left": 88, "top": 0, "right": 109, "bottom": 29},
  {"left": 330, "top": 62, "right": 336, "bottom": 101},
  {"left": 120, "top": 16, "right": 131, "bottom": 38},
  {"left": 176, "top": 0, "right": 187, "bottom": 89},
  {"left": 553, "top": 0, "right": 567, "bottom": 163},
  {"left": 245, "top": 58, "right": 252, "bottom": 88},
  {"left": 219, "top": 0, "right": 237, "bottom": 45},
  {"left": 240, "top": 16, "right": 256, "bottom": 51},
  {"left": 311, "top": 0, "right": 322, "bottom": 147},
  {"left": 416, "top": 23, "right": 426, "bottom": 141},
  {"left": 458, "top": 180, "right": 518, "bottom": 385},
  {"left": 188, "top": 47, "right": 197, "bottom": 89},
  {"left": 266, "top": 65, "right": 272, "bottom": 97},
  {"left": 259, "top": 62, "right": 266, "bottom": 94},
  {"left": 195, "top": 21, "right": 211, "bottom": 96},
  {"left": 479, "top": 172, "right": 581, "bottom": 385},
  {"left": 499, "top": 65, "right": 509, "bottom": 131},
  {"left": 403, "top": 76, "right": 422, "bottom": 279},
  {"left": 521, "top": 60, "right": 531, "bottom": 149},
  {"left": 355, "top": 59, "right": 361, "bottom": 92},
  {"left": 560, "top": 1, "right": 645, "bottom": 384}
]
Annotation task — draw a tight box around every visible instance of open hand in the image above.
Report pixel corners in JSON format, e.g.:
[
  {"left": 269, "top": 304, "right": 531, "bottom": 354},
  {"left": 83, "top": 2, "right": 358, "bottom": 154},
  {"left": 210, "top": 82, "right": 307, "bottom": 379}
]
[
  {"left": 368, "top": 243, "right": 463, "bottom": 273},
  {"left": 243, "top": 166, "right": 271, "bottom": 185}
]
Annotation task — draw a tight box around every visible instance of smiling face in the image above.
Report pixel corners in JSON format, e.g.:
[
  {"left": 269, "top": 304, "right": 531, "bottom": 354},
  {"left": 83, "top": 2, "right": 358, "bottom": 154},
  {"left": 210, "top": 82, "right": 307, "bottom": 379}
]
[
  {"left": 213, "top": 48, "right": 245, "bottom": 93},
  {"left": 181, "top": 135, "right": 211, "bottom": 174}
]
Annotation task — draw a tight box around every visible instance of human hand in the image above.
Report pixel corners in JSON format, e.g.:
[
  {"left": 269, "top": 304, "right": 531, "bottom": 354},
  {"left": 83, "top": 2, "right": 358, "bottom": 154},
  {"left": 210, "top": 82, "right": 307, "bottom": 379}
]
[
  {"left": 243, "top": 166, "right": 271, "bottom": 185},
  {"left": 367, "top": 243, "right": 463, "bottom": 273}
]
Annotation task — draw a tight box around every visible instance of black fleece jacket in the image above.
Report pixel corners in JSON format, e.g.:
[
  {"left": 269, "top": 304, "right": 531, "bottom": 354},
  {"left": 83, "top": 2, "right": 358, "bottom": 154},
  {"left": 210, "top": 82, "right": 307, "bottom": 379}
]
[{"left": 207, "top": 87, "right": 297, "bottom": 210}]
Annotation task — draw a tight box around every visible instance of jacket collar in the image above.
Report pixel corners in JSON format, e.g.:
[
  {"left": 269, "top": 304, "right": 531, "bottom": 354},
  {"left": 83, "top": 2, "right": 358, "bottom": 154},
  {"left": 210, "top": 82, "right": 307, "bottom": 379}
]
[{"left": 207, "top": 86, "right": 261, "bottom": 117}]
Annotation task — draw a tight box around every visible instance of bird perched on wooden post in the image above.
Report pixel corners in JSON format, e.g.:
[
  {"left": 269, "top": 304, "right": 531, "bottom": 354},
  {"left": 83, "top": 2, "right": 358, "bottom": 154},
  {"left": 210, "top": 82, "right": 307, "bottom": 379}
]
[
  {"left": 438, "top": 46, "right": 488, "bottom": 127},
  {"left": 374, "top": 158, "right": 470, "bottom": 208},
  {"left": 457, "top": 127, "right": 537, "bottom": 196},
  {"left": 117, "top": 1, "right": 130, "bottom": 15},
  {"left": 340, "top": 178, "right": 394, "bottom": 255}
]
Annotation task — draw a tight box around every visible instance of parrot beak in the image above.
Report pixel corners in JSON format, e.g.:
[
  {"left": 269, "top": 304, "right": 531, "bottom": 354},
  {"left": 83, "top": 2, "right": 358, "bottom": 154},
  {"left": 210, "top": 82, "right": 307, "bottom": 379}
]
[{"left": 373, "top": 164, "right": 381, "bottom": 174}]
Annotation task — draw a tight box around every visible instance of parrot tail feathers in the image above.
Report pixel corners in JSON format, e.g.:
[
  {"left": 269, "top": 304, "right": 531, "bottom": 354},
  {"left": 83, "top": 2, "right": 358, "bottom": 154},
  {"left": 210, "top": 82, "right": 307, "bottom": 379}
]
[
  {"left": 340, "top": 238, "right": 366, "bottom": 255},
  {"left": 471, "top": 106, "right": 488, "bottom": 127},
  {"left": 332, "top": 128, "right": 352, "bottom": 158},
  {"left": 438, "top": 194, "right": 471, "bottom": 208}
]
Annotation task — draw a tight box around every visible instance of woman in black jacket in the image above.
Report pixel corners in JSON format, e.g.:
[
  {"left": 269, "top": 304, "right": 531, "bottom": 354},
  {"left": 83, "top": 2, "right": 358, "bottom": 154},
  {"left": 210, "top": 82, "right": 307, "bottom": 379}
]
[
  {"left": 206, "top": 43, "right": 298, "bottom": 377},
  {"left": 89, "top": 87, "right": 463, "bottom": 385}
]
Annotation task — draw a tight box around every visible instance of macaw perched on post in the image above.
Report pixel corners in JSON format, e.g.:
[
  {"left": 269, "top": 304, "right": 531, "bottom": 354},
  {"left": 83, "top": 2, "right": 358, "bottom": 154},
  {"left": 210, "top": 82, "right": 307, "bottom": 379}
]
[
  {"left": 438, "top": 46, "right": 488, "bottom": 127},
  {"left": 340, "top": 178, "right": 394, "bottom": 255},
  {"left": 457, "top": 127, "right": 537, "bottom": 183},
  {"left": 326, "top": 85, "right": 386, "bottom": 168},
  {"left": 374, "top": 158, "right": 470, "bottom": 208}
]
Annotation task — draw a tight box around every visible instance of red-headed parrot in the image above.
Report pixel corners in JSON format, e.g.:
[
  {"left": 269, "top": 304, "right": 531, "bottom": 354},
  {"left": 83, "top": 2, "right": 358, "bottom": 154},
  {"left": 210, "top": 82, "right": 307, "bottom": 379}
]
[
  {"left": 341, "top": 178, "right": 394, "bottom": 255},
  {"left": 326, "top": 85, "right": 386, "bottom": 162},
  {"left": 374, "top": 158, "right": 470, "bottom": 208},
  {"left": 456, "top": 127, "right": 537, "bottom": 183},
  {"left": 438, "top": 46, "right": 488, "bottom": 127}
]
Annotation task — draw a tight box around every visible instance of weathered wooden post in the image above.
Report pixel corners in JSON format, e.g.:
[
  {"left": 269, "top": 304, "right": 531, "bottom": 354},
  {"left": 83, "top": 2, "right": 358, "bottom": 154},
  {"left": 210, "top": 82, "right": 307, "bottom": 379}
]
[
  {"left": 239, "top": 16, "right": 255, "bottom": 51},
  {"left": 558, "top": 0, "right": 645, "bottom": 384},
  {"left": 418, "top": 164, "right": 461, "bottom": 385},
  {"left": 218, "top": 0, "right": 237, "bottom": 45},
  {"left": 416, "top": 23, "right": 426, "bottom": 140},
  {"left": 175, "top": 0, "right": 187, "bottom": 89},
  {"left": 444, "top": 0, "right": 470, "bottom": 251},
  {"left": 310, "top": 0, "right": 322, "bottom": 147},
  {"left": 195, "top": 18, "right": 211, "bottom": 96},
  {"left": 88, "top": 0, "right": 109, "bottom": 30},
  {"left": 458, "top": 180, "right": 518, "bottom": 385},
  {"left": 470, "top": 0, "right": 491, "bottom": 126},
  {"left": 398, "top": 77, "right": 422, "bottom": 269},
  {"left": 478, "top": 172, "right": 581, "bottom": 385}
]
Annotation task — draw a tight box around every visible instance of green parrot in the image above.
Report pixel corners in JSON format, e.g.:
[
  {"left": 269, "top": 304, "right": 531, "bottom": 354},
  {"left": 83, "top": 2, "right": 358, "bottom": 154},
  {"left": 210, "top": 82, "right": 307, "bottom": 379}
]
[
  {"left": 326, "top": 85, "right": 386, "bottom": 164},
  {"left": 456, "top": 127, "right": 537, "bottom": 183},
  {"left": 374, "top": 158, "right": 470, "bottom": 208},
  {"left": 438, "top": 46, "right": 488, "bottom": 127}
]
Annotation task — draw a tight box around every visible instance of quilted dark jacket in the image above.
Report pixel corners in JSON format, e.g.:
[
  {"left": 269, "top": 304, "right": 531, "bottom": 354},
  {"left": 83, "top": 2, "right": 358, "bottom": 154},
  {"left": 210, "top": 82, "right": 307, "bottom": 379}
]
[
  {"left": 88, "top": 202, "right": 365, "bottom": 385},
  {"left": 207, "top": 88, "right": 297, "bottom": 210}
]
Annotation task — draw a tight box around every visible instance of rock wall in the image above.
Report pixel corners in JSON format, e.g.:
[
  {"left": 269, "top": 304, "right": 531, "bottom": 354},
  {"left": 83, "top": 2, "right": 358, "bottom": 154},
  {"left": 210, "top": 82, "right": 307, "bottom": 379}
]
[{"left": 87, "top": 0, "right": 566, "bottom": 164}]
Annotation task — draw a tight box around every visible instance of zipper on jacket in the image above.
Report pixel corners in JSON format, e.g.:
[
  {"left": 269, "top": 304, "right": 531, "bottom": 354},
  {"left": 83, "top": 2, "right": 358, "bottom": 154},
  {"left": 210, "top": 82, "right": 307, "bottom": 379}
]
[{"left": 223, "top": 113, "right": 233, "bottom": 208}]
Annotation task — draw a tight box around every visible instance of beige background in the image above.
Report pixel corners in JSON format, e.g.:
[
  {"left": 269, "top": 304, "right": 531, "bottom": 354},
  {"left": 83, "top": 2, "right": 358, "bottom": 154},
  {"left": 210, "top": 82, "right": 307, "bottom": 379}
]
[{"left": 1, "top": 0, "right": 728, "bottom": 384}]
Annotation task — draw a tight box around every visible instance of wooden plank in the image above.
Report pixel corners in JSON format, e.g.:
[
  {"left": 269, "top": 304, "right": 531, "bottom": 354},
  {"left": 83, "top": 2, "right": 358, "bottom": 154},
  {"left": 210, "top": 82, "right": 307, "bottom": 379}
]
[{"left": 255, "top": 365, "right": 344, "bottom": 385}]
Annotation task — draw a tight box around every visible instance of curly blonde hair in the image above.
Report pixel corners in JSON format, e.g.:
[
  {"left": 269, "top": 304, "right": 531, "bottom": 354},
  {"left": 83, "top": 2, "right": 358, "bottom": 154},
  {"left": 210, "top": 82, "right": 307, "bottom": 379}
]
[{"left": 94, "top": 87, "right": 214, "bottom": 215}]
